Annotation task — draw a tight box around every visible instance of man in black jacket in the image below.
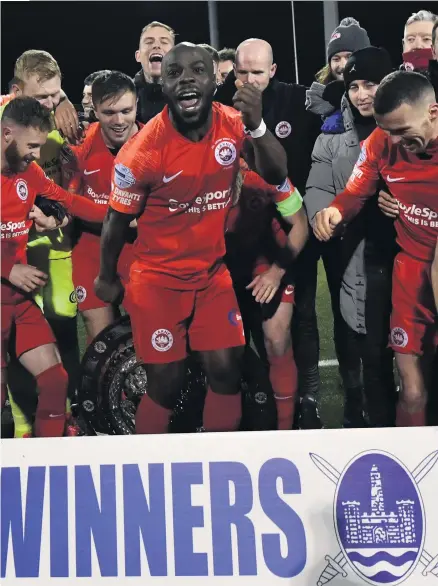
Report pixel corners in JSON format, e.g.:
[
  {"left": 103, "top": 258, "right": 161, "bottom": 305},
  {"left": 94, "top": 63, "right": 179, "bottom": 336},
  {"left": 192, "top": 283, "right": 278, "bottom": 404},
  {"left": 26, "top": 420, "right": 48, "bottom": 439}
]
[
  {"left": 215, "top": 38, "right": 322, "bottom": 428},
  {"left": 134, "top": 21, "right": 175, "bottom": 123}
]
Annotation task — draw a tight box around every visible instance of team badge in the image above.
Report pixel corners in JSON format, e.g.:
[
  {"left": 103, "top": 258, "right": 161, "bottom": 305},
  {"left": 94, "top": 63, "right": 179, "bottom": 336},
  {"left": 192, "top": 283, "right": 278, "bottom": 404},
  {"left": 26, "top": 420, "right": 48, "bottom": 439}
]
[
  {"left": 312, "top": 449, "right": 438, "bottom": 585},
  {"left": 214, "top": 140, "right": 237, "bottom": 166},
  {"left": 390, "top": 327, "right": 408, "bottom": 348},
  {"left": 114, "top": 163, "right": 135, "bottom": 189},
  {"left": 275, "top": 121, "right": 292, "bottom": 138},
  {"left": 75, "top": 285, "right": 87, "bottom": 304},
  {"left": 330, "top": 31, "right": 341, "bottom": 40},
  {"left": 228, "top": 309, "right": 242, "bottom": 326},
  {"left": 16, "top": 180, "right": 28, "bottom": 201},
  {"left": 94, "top": 341, "right": 107, "bottom": 353},
  {"left": 151, "top": 329, "right": 173, "bottom": 352}
]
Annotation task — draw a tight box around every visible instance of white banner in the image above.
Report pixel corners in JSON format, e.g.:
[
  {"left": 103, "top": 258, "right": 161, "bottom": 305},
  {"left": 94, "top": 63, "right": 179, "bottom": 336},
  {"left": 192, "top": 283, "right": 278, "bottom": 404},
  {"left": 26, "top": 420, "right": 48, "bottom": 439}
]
[{"left": 1, "top": 427, "right": 438, "bottom": 585}]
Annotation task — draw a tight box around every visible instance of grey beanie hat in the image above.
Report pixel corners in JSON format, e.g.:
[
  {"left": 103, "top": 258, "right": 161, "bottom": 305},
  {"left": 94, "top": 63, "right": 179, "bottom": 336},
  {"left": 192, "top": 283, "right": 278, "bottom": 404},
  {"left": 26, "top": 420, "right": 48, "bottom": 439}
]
[{"left": 327, "top": 17, "right": 371, "bottom": 62}]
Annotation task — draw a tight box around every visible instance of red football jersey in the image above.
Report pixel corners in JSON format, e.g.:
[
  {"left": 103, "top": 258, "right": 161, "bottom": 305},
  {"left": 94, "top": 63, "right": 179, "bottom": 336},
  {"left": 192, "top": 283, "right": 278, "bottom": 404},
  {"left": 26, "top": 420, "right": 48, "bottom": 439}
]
[
  {"left": 109, "top": 102, "right": 246, "bottom": 288},
  {"left": 1, "top": 162, "right": 105, "bottom": 303},
  {"left": 332, "top": 127, "right": 438, "bottom": 262}
]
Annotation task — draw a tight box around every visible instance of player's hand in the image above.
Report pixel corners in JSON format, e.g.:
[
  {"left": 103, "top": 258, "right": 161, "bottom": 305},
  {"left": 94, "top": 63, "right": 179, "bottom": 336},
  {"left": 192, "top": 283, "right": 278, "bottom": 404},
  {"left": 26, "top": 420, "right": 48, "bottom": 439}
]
[
  {"left": 378, "top": 190, "right": 399, "bottom": 218},
  {"left": 94, "top": 276, "right": 124, "bottom": 304},
  {"left": 29, "top": 205, "right": 59, "bottom": 232},
  {"left": 246, "top": 265, "right": 285, "bottom": 304},
  {"left": 55, "top": 99, "right": 82, "bottom": 145},
  {"left": 8, "top": 264, "right": 48, "bottom": 293},
  {"left": 313, "top": 207, "right": 343, "bottom": 241},
  {"left": 233, "top": 79, "right": 262, "bottom": 131}
]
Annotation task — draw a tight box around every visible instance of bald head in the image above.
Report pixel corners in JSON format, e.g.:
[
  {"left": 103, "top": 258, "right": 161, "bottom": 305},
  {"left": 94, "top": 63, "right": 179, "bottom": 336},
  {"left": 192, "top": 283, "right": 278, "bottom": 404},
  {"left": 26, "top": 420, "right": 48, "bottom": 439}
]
[
  {"left": 162, "top": 42, "right": 214, "bottom": 73},
  {"left": 234, "top": 38, "right": 276, "bottom": 92}
]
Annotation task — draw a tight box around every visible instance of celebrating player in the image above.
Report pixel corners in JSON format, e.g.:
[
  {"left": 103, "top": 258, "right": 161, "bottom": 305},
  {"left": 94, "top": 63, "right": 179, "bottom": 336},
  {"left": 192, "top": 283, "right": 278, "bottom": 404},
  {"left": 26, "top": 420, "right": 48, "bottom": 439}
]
[
  {"left": 1, "top": 98, "right": 106, "bottom": 435},
  {"left": 95, "top": 43, "right": 288, "bottom": 434},
  {"left": 313, "top": 71, "right": 438, "bottom": 427},
  {"left": 226, "top": 162, "right": 308, "bottom": 429},
  {"left": 62, "top": 71, "right": 140, "bottom": 341}
]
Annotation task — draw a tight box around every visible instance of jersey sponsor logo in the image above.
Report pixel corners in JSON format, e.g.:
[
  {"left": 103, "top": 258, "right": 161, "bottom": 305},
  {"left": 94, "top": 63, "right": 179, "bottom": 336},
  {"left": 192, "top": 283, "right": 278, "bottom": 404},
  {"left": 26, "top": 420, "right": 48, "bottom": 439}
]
[
  {"left": 350, "top": 164, "right": 363, "bottom": 181},
  {"left": 111, "top": 187, "right": 142, "bottom": 207},
  {"left": 275, "top": 121, "right": 292, "bottom": 139},
  {"left": 86, "top": 186, "right": 109, "bottom": 204},
  {"left": 398, "top": 202, "right": 438, "bottom": 227},
  {"left": 168, "top": 189, "right": 231, "bottom": 213},
  {"left": 386, "top": 175, "right": 405, "bottom": 183},
  {"left": 214, "top": 140, "right": 237, "bottom": 166},
  {"left": 163, "top": 170, "right": 183, "bottom": 183},
  {"left": 75, "top": 285, "right": 87, "bottom": 304},
  {"left": 16, "top": 179, "right": 28, "bottom": 201},
  {"left": 151, "top": 328, "right": 173, "bottom": 352},
  {"left": 0, "top": 220, "right": 29, "bottom": 239},
  {"left": 228, "top": 308, "right": 242, "bottom": 326},
  {"left": 391, "top": 327, "right": 408, "bottom": 348},
  {"left": 114, "top": 163, "right": 135, "bottom": 189}
]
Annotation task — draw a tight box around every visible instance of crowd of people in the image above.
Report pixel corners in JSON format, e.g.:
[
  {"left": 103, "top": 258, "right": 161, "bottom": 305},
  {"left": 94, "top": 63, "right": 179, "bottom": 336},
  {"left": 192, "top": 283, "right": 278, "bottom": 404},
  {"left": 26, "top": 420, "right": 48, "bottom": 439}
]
[{"left": 1, "top": 9, "right": 438, "bottom": 438}]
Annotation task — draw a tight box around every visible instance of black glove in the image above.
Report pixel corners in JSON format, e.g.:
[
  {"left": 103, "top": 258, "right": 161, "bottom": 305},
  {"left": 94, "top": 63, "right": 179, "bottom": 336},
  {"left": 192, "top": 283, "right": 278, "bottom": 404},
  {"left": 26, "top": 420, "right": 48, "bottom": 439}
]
[{"left": 34, "top": 196, "right": 68, "bottom": 225}]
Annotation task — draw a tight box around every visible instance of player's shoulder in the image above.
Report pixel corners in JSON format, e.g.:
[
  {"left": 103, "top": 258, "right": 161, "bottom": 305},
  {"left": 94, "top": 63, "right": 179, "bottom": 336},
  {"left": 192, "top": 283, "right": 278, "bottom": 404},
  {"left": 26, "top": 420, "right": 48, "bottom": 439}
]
[
  {"left": 115, "top": 116, "right": 165, "bottom": 169},
  {"left": 213, "top": 102, "right": 242, "bottom": 125},
  {"left": 363, "top": 127, "right": 391, "bottom": 162}
]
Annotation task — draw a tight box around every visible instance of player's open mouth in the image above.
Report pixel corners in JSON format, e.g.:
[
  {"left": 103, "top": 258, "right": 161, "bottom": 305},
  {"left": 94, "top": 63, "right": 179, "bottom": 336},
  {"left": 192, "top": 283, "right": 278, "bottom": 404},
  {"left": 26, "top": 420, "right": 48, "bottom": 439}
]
[
  {"left": 110, "top": 126, "right": 128, "bottom": 135},
  {"left": 177, "top": 91, "right": 201, "bottom": 111},
  {"left": 149, "top": 53, "right": 163, "bottom": 63}
]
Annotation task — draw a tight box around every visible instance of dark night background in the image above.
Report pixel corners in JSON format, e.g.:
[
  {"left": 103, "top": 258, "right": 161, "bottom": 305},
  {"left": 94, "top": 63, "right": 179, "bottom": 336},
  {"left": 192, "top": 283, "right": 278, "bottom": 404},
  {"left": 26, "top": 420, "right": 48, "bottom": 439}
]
[{"left": 2, "top": 1, "right": 437, "bottom": 102}]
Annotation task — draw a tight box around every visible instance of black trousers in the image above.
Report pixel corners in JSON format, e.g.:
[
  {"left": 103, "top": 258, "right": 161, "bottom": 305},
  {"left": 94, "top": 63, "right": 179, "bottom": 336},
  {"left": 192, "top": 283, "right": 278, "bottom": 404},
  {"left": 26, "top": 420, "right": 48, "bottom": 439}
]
[{"left": 291, "top": 235, "right": 362, "bottom": 397}]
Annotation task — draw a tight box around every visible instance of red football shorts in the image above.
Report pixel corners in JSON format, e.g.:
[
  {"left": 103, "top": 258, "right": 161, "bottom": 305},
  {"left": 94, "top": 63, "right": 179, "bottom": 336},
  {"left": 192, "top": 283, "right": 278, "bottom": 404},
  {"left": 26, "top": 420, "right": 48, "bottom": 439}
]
[
  {"left": 125, "top": 264, "right": 246, "bottom": 364},
  {"left": 390, "top": 252, "right": 438, "bottom": 355},
  {"left": 72, "top": 234, "right": 133, "bottom": 312},
  {"left": 1, "top": 298, "right": 56, "bottom": 368}
]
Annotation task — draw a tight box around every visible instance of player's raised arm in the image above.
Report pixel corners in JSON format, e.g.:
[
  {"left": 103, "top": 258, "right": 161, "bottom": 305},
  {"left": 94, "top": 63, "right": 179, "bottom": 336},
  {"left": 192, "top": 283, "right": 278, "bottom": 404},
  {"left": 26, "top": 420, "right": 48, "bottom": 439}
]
[{"left": 233, "top": 79, "right": 287, "bottom": 185}]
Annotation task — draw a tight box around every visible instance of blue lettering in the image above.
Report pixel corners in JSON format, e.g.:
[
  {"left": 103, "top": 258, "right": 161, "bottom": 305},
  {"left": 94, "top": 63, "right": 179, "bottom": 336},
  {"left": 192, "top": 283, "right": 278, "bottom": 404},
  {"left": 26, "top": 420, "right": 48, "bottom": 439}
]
[
  {"left": 259, "top": 458, "right": 306, "bottom": 577},
  {"left": 1, "top": 466, "right": 45, "bottom": 578},
  {"left": 50, "top": 467, "right": 69, "bottom": 577},
  {"left": 75, "top": 465, "right": 117, "bottom": 577},
  {"left": 172, "top": 463, "right": 208, "bottom": 576},
  {"left": 123, "top": 464, "right": 167, "bottom": 576},
  {"left": 210, "top": 462, "right": 256, "bottom": 576}
]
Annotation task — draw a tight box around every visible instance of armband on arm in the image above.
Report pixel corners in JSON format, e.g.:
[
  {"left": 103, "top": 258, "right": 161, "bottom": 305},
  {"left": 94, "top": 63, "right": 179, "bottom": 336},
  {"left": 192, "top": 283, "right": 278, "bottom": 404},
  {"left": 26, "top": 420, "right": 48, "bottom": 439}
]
[{"left": 275, "top": 179, "right": 303, "bottom": 217}]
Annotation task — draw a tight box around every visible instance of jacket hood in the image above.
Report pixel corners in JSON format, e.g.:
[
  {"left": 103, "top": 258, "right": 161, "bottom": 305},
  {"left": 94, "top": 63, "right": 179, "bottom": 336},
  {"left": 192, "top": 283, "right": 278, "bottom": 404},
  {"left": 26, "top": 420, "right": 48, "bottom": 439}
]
[{"left": 305, "top": 82, "right": 336, "bottom": 117}]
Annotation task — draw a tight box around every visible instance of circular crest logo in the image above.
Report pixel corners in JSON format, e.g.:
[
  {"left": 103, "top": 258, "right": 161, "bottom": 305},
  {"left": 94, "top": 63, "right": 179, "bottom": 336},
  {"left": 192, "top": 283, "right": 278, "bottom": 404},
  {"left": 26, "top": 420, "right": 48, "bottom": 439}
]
[
  {"left": 82, "top": 400, "right": 95, "bottom": 413},
  {"left": 151, "top": 329, "right": 173, "bottom": 352},
  {"left": 254, "top": 391, "right": 267, "bottom": 405},
  {"left": 391, "top": 327, "right": 408, "bottom": 348},
  {"left": 16, "top": 180, "right": 28, "bottom": 201},
  {"left": 334, "top": 451, "right": 424, "bottom": 585},
  {"left": 69, "top": 290, "right": 77, "bottom": 303},
  {"left": 228, "top": 309, "right": 242, "bottom": 326},
  {"left": 114, "top": 163, "right": 135, "bottom": 189},
  {"left": 275, "top": 121, "right": 292, "bottom": 138},
  {"left": 215, "top": 140, "right": 237, "bottom": 166},
  {"left": 75, "top": 285, "right": 87, "bottom": 304},
  {"left": 94, "top": 341, "right": 107, "bottom": 354}
]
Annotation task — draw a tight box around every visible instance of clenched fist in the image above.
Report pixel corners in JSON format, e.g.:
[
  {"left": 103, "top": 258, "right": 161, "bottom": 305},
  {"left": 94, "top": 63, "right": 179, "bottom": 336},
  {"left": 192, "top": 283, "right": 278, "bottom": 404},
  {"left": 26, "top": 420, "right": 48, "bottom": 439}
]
[
  {"left": 94, "top": 275, "right": 124, "bottom": 305},
  {"left": 233, "top": 79, "right": 262, "bottom": 131},
  {"left": 313, "top": 207, "right": 343, "bottom": 241}
]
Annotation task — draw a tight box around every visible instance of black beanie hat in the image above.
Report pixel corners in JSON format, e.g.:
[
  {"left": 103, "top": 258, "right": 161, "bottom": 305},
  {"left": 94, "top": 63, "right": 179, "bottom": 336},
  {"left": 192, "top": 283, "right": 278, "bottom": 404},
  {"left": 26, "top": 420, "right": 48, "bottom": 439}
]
[
  {"left": 326, "top": 19, "right": 370, "bottom": 62},
  {"left": 343, "top": 47, "right": 393, "bottom": 89}
]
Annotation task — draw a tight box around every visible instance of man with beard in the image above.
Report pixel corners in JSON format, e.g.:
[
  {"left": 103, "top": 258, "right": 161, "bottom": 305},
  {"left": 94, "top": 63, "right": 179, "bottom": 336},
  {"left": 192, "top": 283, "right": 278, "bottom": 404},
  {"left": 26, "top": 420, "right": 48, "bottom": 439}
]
[
  {"left": 134, "top": 21, "right": 175, "bottom": 123},
  {"left": 314, "top": 71, "right": 438, "bottom": 428},
  {"left": 95, "top": 43, "right": 287, "bottom": 434},
  {"left": 61, "top": 72, "right": 140, "bottom": 342},
  {"left": 1, "top": 97, "right": 107, "bottom": 435}
]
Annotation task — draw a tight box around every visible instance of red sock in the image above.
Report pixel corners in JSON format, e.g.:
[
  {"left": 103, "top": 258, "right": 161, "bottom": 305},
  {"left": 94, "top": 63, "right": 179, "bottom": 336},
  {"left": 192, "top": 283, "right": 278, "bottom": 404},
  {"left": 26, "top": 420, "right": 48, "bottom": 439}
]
[
  {"left": 269, "top": 348, "right": 298, "bottom": 430},
  {"left": 396, "top": 402, "right": 426, "bottom": 427},
  {"left": 35, "top": 363, "right": 68, "bottom": 437},
  {"left": 203, "top": 388, "right": 241, "bottom": 431},
  {"left": 135, "top": 394, "right": 172, "bottom": 434}
]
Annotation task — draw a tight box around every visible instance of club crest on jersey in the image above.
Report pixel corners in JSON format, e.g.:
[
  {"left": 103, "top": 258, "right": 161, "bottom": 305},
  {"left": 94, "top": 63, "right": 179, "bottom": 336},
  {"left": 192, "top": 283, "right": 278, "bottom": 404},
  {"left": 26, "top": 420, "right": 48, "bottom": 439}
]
[
  {"left": 75, "top": 286, "right": 87, "bottom": 304},
  {"left": 114, "top": 163, "right": 135, "bottom": 189},
  {"left": 15, "top": 180, "right": 28, "bottom": 201},
  {"left": 275, "top": 121, "right": 292, "bottom": 138},
  {"left": 214, "top": 140, "right": 237, "bottom": 166},
  {"left": 151, "top": 329, "right": 173, "bottom": 352},
  {"left": 228, "top": 309, "right": 242, "bottom": 326},
  {"left": 391, "top": 327, "right": 408, "bottom": 348}
]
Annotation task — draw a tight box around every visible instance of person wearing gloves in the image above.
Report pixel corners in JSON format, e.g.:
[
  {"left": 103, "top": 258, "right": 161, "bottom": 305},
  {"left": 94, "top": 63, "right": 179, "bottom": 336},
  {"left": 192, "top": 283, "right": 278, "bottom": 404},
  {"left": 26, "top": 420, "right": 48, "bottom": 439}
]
[{"left": 304, "top": 47, "right": 398, "bottom": 428}]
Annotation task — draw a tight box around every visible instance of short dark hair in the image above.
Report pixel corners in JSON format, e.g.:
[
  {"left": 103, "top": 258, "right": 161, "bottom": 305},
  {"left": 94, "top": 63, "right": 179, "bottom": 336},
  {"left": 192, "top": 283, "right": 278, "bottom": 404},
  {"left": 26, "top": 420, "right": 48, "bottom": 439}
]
[
  {"left": 198, "top": 44, "right": 219, "bottom": 64},
  {"left": 91, "top": 71, "right": 136, "bottom": 106},
  {"left": 2, "top": 96, "right": 53, "bottom": 132},
  {"left": 374, "top": 71, "right": 435, "bottom": 116},
  {"left": 433, "top": 20, "right": 438, "bottom": 45},
  {"left": 84, "top": 70, "right": 112, "bottom": 87},
  {"left": 218, "top": 47, "right": 236, "bottom": 63}
]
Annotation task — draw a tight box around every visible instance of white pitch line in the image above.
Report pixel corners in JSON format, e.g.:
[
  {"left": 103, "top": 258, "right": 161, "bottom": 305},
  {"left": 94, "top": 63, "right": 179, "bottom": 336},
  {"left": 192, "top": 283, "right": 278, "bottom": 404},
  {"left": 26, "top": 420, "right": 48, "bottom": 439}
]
[{"left": 319, "top": 359, "right": 339, "bottom": 367}]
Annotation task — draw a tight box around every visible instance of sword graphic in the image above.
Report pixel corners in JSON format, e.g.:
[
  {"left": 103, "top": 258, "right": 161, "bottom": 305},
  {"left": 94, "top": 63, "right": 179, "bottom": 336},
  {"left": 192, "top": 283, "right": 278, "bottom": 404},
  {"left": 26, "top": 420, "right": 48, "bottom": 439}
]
[{"left": 310, "top": 450, "right": 438, "bottom": 585}]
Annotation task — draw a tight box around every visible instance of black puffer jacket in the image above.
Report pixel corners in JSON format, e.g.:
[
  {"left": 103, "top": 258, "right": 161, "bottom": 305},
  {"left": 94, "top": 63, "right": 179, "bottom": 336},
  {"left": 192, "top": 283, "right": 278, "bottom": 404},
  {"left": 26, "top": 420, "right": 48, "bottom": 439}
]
[{"left": 134, "top": 70, "right": 166, "bottom": 124}]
